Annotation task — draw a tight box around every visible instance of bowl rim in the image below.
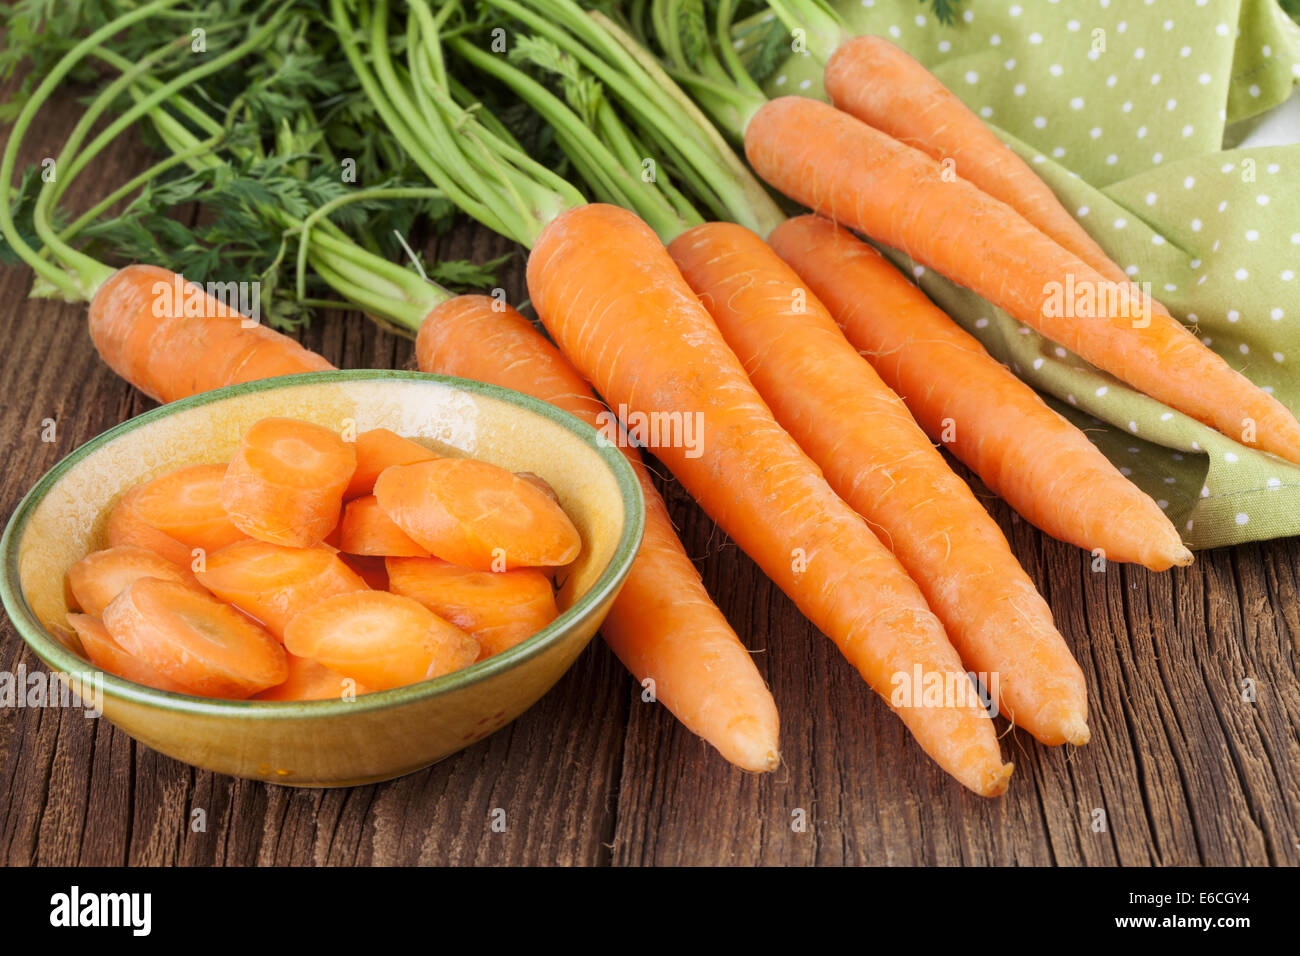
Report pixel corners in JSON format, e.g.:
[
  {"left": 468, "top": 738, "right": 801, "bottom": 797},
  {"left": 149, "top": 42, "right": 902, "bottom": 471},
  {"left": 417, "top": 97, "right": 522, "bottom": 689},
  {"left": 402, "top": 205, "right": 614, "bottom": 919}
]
[{"left": 0, "top": 369, "right": 645, "bottom": 719}]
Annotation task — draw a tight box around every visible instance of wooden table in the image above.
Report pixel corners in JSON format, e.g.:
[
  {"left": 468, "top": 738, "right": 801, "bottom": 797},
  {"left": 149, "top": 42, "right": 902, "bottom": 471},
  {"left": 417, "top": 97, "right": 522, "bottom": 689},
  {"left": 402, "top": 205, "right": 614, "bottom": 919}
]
[{"left": 2, "top": 87, "right": 1296, "bottom": 867}]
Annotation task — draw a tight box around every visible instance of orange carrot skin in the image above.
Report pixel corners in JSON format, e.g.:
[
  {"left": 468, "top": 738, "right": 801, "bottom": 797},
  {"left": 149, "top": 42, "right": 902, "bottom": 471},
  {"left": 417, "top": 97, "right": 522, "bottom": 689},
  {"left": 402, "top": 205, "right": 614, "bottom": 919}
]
[
  {"left": 67, "top": 613, "right": 196, "bottom": 694},
  {"left": 744, "top": 97, "right": 1300, "bottom": 465},
  {"left": 195, "top": 540, "right": 369, "bottom": 640},
  {"left": 417, "top": 295, "right": 781, "bottom": 772},
  {"left": 670, "top": 221, "right": 1088, "bottom": 745},
  {"left": 769, "top": 215, "right": 1191, "bottom": 572},
  {"left": 343, "top": 429, "right": 439, "bottom": 500},
  {"left": 528, "top": 204, "right": 1011, "bottom": 795},
  {"left": 824, "top": 37, "right": 1132, "bottom": 288},
  {"left": 88, "top": 264, "right": 333, "bottom": 404}
]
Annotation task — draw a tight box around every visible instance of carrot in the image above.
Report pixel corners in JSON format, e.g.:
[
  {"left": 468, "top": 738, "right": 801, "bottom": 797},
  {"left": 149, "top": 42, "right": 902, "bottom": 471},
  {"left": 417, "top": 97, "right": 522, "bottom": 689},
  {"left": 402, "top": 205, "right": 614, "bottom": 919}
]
[
  {"left": 373, "top": 458, "right": 581, "bottom": 572},
  {"left": 106, "top": 463, "right": 245, "bottom": 567},
  {"left": 219, "top": 417, "right": 356, "bottom": 547},
  {"left": 102, "top": 577, "right": 287, "bottom": 698},
  {"left": 416, "top": 295, "right": 781, "bottom": 772},
  {"left": 89, "top": 264, "right": 333, "bottom": 404},
  {"left": 824, "top": 36, "right": 1137, "bottom": 288},
  {"left": 338, "top": 495, "right": 431, "bottom": 557},
  {"left": 386, "top": 556, "right": 559, "bottom": 660},
  {"left": 283, "top": 591, "right": 479, "bottom": 691},
  {"left": 67, "top": 545, "right": 201, "bottom": 618},
  {"left": 343, "top": 428, "right": 439, "bottom": 500},
  {"left": 744, "top": 97, "right": 1300, "bottom": 464},
  {"left": 67, "top": 613, "right": 196, "bottom": 694},
  {"left": 252, "top": 651, "right": 370, "bottom": 702},
  {"left": 528, "top": 203, "right": 1011, "bottom": 795},
  {"left": 769, "top": 215, "right": 1193, "bottom": 571},
  {"left": 194, "top": 539, "right": 369, "bottom": 640},
  {"left": 669, "top": 221, "right": 1089, "bottom": 745}
]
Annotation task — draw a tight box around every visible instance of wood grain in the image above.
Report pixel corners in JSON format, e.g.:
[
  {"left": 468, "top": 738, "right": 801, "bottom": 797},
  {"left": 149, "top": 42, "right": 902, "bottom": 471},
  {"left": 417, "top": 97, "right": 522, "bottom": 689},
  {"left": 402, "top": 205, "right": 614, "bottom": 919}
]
[{"left": 1, "top": 84, "right": 1296, "bottom": 867}]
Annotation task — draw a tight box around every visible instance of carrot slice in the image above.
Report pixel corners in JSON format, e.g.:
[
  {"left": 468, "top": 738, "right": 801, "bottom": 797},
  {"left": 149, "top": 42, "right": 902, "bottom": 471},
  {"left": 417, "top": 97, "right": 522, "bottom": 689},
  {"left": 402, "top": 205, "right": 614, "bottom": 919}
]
[
  {"left": 338, "top": 495, "right": 430, "bottom": 557},
  {"left": 107, "top": 463, "right": 245, "bottom": 566},
  {"left": 67, "top": 613, "right": 196, "bottom": 694},
  {"left": 194, "top": 540, "right": 368, "bottom": 640},
  {"left": 386, "top": 556, "right": 559, "bottom": 659},
  {"left": 252, "top": 651, "right": 370, "bottom": 702},
  {"left": 67, "top": 545, "right": 201, "bottom": 618},
  {"left": 343, "top": 428, "right": 439, "bottom": 500},
  {"left": 219, "top": 417, "right": 356, "bottom": 547},
  {"left": 283, "top": 591, "right": 479, "bottom": 690},
  {"left": 102, "top": 578, "right": 288, "bottom": 698},
  {"left": 374, "top": 459, "right": 581, "bottom": 571}
]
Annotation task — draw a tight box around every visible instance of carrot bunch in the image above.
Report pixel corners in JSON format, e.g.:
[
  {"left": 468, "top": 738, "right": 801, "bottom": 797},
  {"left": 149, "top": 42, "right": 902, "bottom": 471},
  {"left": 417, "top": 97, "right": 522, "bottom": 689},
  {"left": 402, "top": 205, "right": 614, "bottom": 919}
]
[{"left": 64, "top": 417, "right": 576, "bottom": 700}]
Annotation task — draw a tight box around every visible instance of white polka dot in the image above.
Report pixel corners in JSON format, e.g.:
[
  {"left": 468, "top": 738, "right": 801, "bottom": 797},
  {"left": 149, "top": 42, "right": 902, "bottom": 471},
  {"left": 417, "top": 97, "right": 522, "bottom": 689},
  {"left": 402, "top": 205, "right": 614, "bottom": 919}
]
[
  {"left": 774, "top": 75, "right": 787, "bottom": 86},
  {"left": 1158, "top": 500, "right": 1169, "bottom": 510},
  {"left": 980, "top": 106, "right": 993, "bottom": 118},
  {"left": 1201, "top": 486, "right": 1210, "bottom": 498},
  {"left": 1249, "top": 84, "right": 1261, "bottom": 97},
  {"left": 1033, "top": 358, "right": 1043, "bottom": 369},
  {"left": 1077, "top": 205, "right": 1090, "bottom": 216},
  {"left": 987, "top": 35, "right": 999, "bottom": 46},
  {"left": 1263, "top": 45, "right": 1271, "bottom": 57},
  {"left": 1166, "top": 99, "right": 1177, "bottom": 110},
  {"left": 1122, "top": 101, "right": 1133, "bottom": 113},
  {"left": 1235, "top": 268, "right": 1249, "bottom": 280},
  {"left": 1052, "top": 146, "right": 1065, "bottom": 157},
  {"left": 1089, "top": 127, "right": 1102, "bottom": 139},
  {"left": 1267, "top": 478, "right": 1281, "bottom": 489},
  {"left": 1014, "top": 83, "right": 1026, "bottom": 96},
  {"left": 1222, "top": 162, "right": 1235, "bottom": 173},
  {"left": 1160, "top": 412, "right": 1173, "bottom": 421},
  {"left": 1055, "top": 346, "right": 1067, "bottom": 357},
  {"left": 1184, "top": 176, "right": 1195, "bottom": 188},
  {"left": 1121, "top": 466, "right": 1132, "bottom": 476},
  {"left": 1150, "top": 73, "right": 1160, "bottom": 84},
  {"left": 1246, "top": 229, "right": 1260, "bottom": 241},
  {"left": 1137, "top": 126, "right": 1148, "bottom": 139},
  {"left": 1028, "top": 32, "right": 1042, "bottom": 44},
  {"left": 1070, "top": 97, "right": 1084, "bottom": 110},
  {"left": 1005, "top": 59, "right": 1016, "bottom": 70},
  {"left": 916, "top": 13, "right": 927, "bottom": 26},
  {"left": 965, "top": 71, "right": 979, "bottom": 84},
  {"left": 1113, "top": 217, "right": 1127, "bottom": 229},
  {"left": 1066, "top": 19, "right": 1079, "bottom": 30},
  {"left": 1164, "top": 19, "right": 1174, "bottom": 30},
  {"left": 1191, "top": 218, "right": 1202, "bottom": 232},
  {"left": 1257, "top": 194, "right": 1269, "bottom": 206},
  {"left": 1106, "top": 154, "right": 1118, "bottom": 165},
  {"left": 1282, "top": 270, "right": 1295, "bottom": 281},
  {"left": 1050, "top": 64, "right": 1064, "bottom": 77},
  {"left": 1126, "top": 265, "right": 1139, "bottom": 276},
  {"left": 1033, "top": 116, "right": 1047, "bottom": 128},
  {"left": 1153, "top": 235, "right": 1165, "bottom": 245},
  {"left": 1096, "top": 386, "right": 1109, "bottom": 396},
  {"left": 1271, "top": 308, "right": 1284, "bottom": 320},
  {"left": 1164, "top": 476, "right": 1175, "bottom": 484},
  {"left": 1128, "top": 421, "right": 1139, "bottom": 433},
  {"left": 1134, "top": 47, "right": 1145, "bottom": 59},
  {"left": 1198, "top": 73, "right": 1211, "bottom": 84},
  {"left": 1227, "top": 310, "right": 1240, "bottom": 322},
  {"left": 975, "top": 317, "right": 989, "bottom": 329},
  {"left": 1181, "top": 46, "right": 1192, "bottom": 57},
  {"left": 1235, "top": 513, "right": 1249, "bottom": 526},
  {"left": 1292, "top": 234, "right": 1300, "bottom": 244},
  {"left": 1225, "top": 452, "right": 1238, "bottom": 462},
  {"left": 799, "top": 78, "right": 812, "bottom": 89},
  {"left": 1274, "top": 352, "right": 1285, "bottom": 362},
  {"left": 1182, "top": 125, "right": 1194, "bottom": 137},
  {"left": 1145, "top": 192, "right": 1157, "bottom": 205},
  {"left": 1215, "top": 23, "right": 1229, "bottom": 36},
  {"left": 1152, "top": 153, "right": 1163, "bottom": 164},
  {"left": 889, "top": 25, "right": 901, "bottom": 38}
]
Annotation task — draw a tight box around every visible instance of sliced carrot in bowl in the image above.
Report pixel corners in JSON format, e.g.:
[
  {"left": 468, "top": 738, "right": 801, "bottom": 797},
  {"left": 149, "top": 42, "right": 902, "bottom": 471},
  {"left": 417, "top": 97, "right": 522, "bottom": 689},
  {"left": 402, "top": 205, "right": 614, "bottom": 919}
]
[
  {"left": 283, "top": 591, "right": 479, "bottom": 691},
  {"left": 67, "top": 613, "right": 196, "bottom": 694},
  {"left": 67, "top": 545, "right": 201, "bottom": 618},
  {"left": 102, "top": 578, "right": 287, "bottom": 698},
  {"left": 374, "top": 458, "right": 581, "bottom": 571}
]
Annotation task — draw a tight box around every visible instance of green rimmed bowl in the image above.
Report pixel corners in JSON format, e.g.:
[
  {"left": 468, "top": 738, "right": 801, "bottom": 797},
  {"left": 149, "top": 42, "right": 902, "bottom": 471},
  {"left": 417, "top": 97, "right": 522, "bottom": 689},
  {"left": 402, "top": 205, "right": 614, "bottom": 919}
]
[{"left": 0, "top": 371, "right": 643, "bottom": 787}]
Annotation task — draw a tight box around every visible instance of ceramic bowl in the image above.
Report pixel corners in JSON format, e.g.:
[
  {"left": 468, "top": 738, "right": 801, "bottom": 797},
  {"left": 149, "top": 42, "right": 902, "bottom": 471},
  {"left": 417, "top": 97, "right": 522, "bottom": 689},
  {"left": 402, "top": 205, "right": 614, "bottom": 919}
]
[{"left": 0, "top": 371, "right": 643, "bottom": 786}]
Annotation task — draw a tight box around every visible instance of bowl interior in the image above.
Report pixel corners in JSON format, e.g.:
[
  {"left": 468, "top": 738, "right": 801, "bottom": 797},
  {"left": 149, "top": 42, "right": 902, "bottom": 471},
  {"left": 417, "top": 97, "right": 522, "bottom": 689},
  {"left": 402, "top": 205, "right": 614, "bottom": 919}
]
[{"left": 2, "top": 371, "right": 643, "bottom": 713}]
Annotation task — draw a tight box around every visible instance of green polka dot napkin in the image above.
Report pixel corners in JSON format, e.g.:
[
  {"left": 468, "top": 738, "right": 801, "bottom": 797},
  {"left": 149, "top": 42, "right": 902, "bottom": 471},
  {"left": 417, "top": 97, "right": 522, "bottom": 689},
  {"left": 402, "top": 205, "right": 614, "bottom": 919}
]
[{"left": 761, "top": 0, "right": 1300, "bottom": 550}]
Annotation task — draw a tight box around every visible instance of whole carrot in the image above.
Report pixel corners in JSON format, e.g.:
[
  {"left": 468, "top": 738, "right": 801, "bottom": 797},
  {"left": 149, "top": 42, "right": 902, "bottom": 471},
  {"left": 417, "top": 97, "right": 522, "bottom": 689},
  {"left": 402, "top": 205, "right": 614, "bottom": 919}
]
[
  {"left": 769, "top": 214, "right": 1191, "bottom": 571},
  {"left": 669, "top": 221, "right": 1090, "bottom": 746},
  {"left": 744, "top": 97, "right": 1300, "bottom": 465},
  {"left": 89, "top": 264, "right": 333, "bottom": 404},
  {"left": 528, "top": 204, "right": 1012, "bottom": 796},
  {"left": 416, "top": 295, "right": 780, "bottom": 773}
]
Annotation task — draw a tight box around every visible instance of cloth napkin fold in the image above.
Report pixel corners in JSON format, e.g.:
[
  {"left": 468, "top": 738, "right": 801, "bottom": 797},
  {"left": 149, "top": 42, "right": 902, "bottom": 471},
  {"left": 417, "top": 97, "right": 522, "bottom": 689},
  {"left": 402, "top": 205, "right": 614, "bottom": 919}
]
[{"left": 761, "top": 0, "right": 1300, "bottom": 549}]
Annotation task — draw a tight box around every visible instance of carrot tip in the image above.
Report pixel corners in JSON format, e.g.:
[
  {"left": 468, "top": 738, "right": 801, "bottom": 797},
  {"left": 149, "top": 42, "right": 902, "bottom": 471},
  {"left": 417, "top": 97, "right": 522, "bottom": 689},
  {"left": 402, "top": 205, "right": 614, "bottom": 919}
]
[
  {"left": 1171, "top": 546, "right": 1194, "bottom": 568},
  {"left": 1065, "top": 719, "right": 1091, "bottom": 747},
  {"left": 979, "top": 761, "right": 1015, "bottom": 798}
]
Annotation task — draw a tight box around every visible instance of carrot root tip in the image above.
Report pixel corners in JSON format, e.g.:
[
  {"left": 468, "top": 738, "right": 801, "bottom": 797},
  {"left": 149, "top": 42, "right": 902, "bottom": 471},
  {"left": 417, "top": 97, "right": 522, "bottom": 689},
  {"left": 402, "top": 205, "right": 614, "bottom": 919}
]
[{"left": 980, "top": 761, "right": 1015, "bottom": 798}]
